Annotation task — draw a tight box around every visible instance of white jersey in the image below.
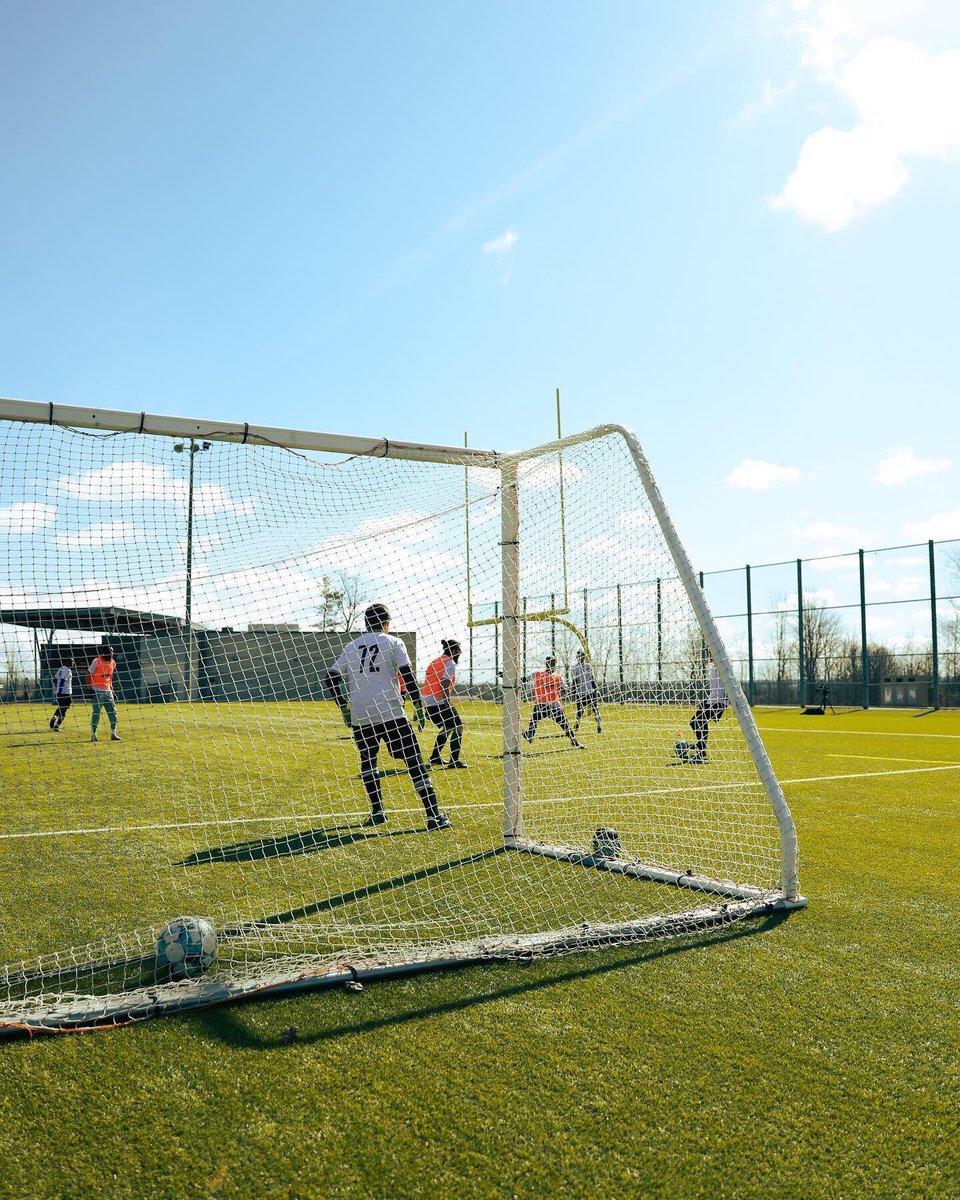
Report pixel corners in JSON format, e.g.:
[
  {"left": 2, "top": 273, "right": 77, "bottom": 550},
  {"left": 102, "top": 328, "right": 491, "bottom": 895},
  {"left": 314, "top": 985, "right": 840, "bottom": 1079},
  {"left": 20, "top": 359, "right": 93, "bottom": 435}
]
[
  {"left": 332, "top": 631, "right": 411, "bottom": 728},
  {"left": 569, "top": 661, "right": 596, "bottom": 696},
  {"left": 708, "top": 664, "right": 726, "bottom": 704},
  {"left": 54, "top": 666, "right": 73, "bottom": 697}
]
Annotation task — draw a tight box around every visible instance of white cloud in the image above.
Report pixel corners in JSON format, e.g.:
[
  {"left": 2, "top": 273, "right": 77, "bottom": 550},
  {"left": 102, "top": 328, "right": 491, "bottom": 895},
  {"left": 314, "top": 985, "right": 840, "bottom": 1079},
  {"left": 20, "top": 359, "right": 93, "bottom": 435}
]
[
  {"left": 904, "top": 511, "right": 960, "bottom": 540},
  {"left": 894, "top": 575, "right": 924, "bottom": 598},
  {"left": 55, "top": 521, "right": 140, "bottom": 550},
  {"left": 519, "top": 458, "right": 587, "bottom": 489},
  {"left": 798, "top": 520, "right": 861, "bottom": 540},
  {"left": 770, "top": 122, "right": 908, "bottom": 230},
  {"left": 731, "top": 79, "right": 797, "bottom": 129},
  {"left": 726, "top": 459, "right": 803, "bottom": 490},
  {"left": 772, "top": 5, "right": 960, "bottom": 229},
  {"left": 617, "top": 508, "right": 657, "bottom": 529},
  {"left": 57, "top": 461, "right": 256, "bottom": 515},
  {"left": 482, "top": 228, "right": 519, "bottom": 256},
  {"left": 875, "top": 445, "right": 950, "bottom": 484},
  {"left": 0, "top": 502, "right": 57, "bottom": 535}
]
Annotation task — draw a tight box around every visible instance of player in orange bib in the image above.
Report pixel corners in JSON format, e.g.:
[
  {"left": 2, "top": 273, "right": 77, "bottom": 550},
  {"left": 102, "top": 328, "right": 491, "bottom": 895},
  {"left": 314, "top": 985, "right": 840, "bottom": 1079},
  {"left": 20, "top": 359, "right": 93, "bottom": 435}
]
[
  {"left": 522, "top": 656, "right": 584, "bottom": 749},
  {"left": 86, "top": 644, "right": 122, "bottom": 743},
  {"left": 423, "top": 639, "right": 465, "bottom": 769}
]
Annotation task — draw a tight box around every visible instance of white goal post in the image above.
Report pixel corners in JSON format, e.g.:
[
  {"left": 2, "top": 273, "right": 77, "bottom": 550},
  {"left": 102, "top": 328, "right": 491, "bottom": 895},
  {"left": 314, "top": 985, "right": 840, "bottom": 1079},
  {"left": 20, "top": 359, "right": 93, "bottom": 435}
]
[{"left": 0, "top": 397, "right": 806, "bottom": 1034}]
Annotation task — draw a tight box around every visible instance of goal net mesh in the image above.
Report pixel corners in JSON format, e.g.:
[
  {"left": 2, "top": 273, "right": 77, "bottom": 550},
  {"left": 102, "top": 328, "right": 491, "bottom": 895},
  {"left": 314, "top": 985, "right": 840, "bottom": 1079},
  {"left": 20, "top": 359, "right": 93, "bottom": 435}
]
[{"left": 0, "top": 414, "right": 790, "bottom": 1030}]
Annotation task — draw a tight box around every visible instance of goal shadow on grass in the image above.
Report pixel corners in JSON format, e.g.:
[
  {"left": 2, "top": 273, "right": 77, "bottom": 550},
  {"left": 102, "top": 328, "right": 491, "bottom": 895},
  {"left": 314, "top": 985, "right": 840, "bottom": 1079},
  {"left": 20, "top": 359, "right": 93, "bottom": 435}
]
[
  {"left": 218, "top": 847, "right": 508, "bottom": 938},
  {"left": 193, "top": 910, "right": 793, "bottom": 1051},
  {"left": 177, "top": 821, "right": 428, "bottom": 866}
]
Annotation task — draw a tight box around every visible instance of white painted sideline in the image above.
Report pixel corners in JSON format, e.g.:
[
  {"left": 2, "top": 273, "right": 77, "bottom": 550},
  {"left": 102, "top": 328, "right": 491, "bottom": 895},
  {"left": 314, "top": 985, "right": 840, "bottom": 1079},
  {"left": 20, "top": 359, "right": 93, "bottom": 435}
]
[{"left": 3, "top": 761, "right": 957, "bottom": 843}]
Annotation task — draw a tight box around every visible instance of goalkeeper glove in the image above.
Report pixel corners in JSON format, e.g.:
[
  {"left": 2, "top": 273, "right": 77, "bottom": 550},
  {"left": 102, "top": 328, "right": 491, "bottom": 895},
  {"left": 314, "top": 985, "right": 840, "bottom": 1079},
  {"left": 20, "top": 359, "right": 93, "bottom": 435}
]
[
  {"left": 413, "top": 702, "right": 426, "bottom": 731},
  {"left": 341, "top": 705, "right": 352, "bottom": 729}
]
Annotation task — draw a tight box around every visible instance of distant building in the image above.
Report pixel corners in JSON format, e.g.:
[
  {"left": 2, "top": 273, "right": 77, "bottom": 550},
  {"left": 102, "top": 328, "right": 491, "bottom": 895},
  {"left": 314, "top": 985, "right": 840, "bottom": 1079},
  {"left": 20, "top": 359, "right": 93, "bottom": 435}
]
[{"left": 2, "top": 607, "right": 415, "bottom": 703}]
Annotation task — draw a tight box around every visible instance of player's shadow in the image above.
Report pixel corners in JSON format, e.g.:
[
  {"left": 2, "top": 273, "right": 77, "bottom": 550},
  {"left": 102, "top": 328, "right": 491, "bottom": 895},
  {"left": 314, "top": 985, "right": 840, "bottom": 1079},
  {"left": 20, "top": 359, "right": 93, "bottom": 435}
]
[
  {"left": 193, "top": 910, "right": 793, "bottom": 1051},
  {"left": 178, "top": 821, "right": 425, "bottom": 867}
]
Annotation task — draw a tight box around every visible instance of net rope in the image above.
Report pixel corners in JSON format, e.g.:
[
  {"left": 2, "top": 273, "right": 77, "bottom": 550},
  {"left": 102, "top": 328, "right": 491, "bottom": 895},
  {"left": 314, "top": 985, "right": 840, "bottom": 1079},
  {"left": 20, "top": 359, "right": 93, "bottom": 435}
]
[{"left": 0, "top": 416, "right": 790, "bottom": 1029}]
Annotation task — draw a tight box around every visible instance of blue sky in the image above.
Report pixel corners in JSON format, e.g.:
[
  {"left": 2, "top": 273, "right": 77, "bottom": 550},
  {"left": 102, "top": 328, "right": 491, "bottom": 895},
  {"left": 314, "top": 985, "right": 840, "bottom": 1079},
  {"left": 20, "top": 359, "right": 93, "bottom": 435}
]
[{"left": 2, "top": 0, "right": 959, "bottom": 579}]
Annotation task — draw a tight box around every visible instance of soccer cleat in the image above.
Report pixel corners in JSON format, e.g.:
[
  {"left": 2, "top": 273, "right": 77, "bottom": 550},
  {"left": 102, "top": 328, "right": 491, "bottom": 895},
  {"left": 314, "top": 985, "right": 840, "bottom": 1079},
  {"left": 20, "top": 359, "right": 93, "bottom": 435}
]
[
  {"left": 111, "top": 733, "right": 122, "bottom": 742},
  {"left": 522, "top": 731, "right": 533, "bottom": 742},
  {"left": 428, "top": 755, "right": 445, "bottom": 769},
  {"left": 363, "top": 812, "right": 387, "bottom": 827},
  {"left": 51, "top": 726, "right": 61, "bottom": 733},
  {"left": 571, "top": 740, "right": 586, "bottom": 750},
  {"left": 446, "top": 760, "right": 468, "bottom": 769},
  {"left": 90, "top": 735, "right": 98, "bottom": 742},
  {"left": 426, "top": 813, "right": 451, "bottom": 831}
]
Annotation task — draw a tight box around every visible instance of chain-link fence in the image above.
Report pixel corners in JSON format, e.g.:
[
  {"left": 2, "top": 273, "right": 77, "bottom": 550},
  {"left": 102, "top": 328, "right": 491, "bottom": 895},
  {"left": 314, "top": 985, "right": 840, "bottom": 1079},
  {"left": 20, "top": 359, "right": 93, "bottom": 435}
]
[{"left": 464, "top": 537, "right": 960, "bottom": 709}]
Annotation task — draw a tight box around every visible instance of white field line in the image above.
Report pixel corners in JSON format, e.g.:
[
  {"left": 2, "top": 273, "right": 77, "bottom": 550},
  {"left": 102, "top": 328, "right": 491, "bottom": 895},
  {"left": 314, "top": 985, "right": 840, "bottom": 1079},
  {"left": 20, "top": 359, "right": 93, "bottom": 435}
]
[
  {"left": 824, "top": 753, "right": 960, "bottom": 766},
  {"left": 3, "top": 762, "right": 959, "bottom": 842},
  {"left": 761, "top": 726, "right": 960, "bottom": 741}
]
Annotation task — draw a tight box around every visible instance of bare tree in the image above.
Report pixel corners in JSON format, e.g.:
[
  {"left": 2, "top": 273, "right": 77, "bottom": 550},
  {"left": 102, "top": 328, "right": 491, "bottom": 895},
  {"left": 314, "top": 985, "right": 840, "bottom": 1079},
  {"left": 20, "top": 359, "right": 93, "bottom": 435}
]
[
  {"left": 768, "top": 596, "right": 794, "bottom": 683},
  {"left": 801, "top": 599, "right": 845, "bottom": 682},
  {"left": 313, "top": 571, "right": 366, "bottom": 633}
]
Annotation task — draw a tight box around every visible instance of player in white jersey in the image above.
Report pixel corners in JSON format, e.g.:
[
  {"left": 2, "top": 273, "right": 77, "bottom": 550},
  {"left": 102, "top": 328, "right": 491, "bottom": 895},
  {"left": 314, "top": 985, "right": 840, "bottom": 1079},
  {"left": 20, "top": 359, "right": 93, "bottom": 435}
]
[
  {"left": 49, "top": 664, "right": 73, "bottom": 732},
  {"left": 328, "top": 603, "right": 450, "bottom": 830},
  {"left": 569, "top": 650, "right": 602, "bottom": 736},
  {"left": 676, "top": 661, "right": 728, "bottom": 763}
]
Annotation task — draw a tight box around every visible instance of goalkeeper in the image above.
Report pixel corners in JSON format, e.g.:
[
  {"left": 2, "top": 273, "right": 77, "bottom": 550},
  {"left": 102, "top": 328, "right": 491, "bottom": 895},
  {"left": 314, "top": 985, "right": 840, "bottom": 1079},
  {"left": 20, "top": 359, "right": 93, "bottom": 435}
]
[
  {"left": 423, "top": 639, "right": 466, "bottom": 769},
  {"left": 522, "top": 656, "right": 584, "bottom": 749},
  {"left": 677, "top": 660, "right": 728, "bottom": 763},
  {"left": 327, "top": 603, "right": 450, "bottom": 831}
]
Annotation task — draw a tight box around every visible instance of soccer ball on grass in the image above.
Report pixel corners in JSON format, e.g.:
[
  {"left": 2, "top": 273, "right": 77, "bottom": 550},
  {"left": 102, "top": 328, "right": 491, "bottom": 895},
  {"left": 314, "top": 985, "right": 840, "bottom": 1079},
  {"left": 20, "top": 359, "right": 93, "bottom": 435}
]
[{"left": 156, "top": 916, "right": 218, "bottom": 979}]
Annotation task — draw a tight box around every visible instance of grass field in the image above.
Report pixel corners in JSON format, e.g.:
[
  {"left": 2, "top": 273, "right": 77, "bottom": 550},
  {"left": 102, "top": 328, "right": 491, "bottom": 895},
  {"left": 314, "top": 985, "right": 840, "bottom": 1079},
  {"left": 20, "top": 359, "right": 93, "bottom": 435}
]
[{"left": 1, "top": 703, "right": 958, "bottom": 1198}]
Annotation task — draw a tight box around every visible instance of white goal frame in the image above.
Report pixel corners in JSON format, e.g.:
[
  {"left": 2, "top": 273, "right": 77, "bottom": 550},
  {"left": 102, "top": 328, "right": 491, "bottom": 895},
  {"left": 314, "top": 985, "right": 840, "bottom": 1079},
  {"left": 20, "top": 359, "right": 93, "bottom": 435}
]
[{"left": 0, "top": 397, "right": 806, "bottom": 1031}]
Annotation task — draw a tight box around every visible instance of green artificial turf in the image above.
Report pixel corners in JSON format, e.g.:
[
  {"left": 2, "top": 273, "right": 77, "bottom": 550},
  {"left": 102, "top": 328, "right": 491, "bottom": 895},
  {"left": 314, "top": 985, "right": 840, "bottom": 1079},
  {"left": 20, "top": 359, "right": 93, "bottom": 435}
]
[{"left": 1, "top": 705, "right": 958, "bottom": 1198}]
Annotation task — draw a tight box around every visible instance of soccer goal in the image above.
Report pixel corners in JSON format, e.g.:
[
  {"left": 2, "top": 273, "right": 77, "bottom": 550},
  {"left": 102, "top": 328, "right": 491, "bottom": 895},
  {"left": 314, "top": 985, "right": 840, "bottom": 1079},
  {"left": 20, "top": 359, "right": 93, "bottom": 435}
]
[{"left": 0, "top": 397, "right": 805, "bottom": 1033}]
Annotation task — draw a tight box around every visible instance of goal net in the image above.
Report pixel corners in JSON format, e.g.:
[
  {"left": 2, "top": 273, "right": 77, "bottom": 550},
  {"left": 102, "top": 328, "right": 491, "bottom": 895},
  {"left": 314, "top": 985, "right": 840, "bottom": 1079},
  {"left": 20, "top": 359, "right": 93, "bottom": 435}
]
[{"left": 0, "top": 399, "right": 804, "bottom": 1033}]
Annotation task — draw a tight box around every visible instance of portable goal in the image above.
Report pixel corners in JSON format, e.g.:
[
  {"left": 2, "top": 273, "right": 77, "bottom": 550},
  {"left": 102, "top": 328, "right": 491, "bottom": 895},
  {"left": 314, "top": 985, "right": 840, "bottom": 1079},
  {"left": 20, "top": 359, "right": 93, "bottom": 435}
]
[{"left": 0, "top": 398, "right": 806, "bottom": 1033}]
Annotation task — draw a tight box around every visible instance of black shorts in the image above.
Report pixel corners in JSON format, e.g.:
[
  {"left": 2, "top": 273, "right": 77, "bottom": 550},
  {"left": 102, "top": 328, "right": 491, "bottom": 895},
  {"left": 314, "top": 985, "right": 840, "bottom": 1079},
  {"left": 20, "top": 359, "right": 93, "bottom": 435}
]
[
  {"left": 55, "top": 696, "right": 72, "bottom": 711},
  {"left": 425, "top": 699, "right": 461, "bottom": 731},
  {"left": 353, "top": 717, "right": 423, "bottom": 769}
]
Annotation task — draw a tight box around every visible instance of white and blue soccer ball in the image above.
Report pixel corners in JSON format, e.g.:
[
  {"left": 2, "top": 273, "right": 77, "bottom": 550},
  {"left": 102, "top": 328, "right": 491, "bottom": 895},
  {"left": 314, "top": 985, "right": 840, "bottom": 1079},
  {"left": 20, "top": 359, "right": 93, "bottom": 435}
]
[{"left": 156, "top": 916, "right": 218, "bottom": 979}]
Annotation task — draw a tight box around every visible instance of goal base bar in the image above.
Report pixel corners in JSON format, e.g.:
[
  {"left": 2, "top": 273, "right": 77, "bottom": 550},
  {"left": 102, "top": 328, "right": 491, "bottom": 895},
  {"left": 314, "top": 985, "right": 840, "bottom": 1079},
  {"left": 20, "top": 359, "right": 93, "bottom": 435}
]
[
  {"left": 506, "top": 836, "right": 808, "bottom": 907},
  {"left": 0, "top": 896, "right": 796, "bottom": 1036}
]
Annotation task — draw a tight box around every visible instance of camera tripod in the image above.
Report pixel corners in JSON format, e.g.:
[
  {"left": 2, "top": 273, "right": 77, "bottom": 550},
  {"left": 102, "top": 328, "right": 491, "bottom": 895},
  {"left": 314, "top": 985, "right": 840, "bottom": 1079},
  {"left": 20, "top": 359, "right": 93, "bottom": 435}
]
[{"left": 801, "top": 684, "right": 836, "bottom": 716}]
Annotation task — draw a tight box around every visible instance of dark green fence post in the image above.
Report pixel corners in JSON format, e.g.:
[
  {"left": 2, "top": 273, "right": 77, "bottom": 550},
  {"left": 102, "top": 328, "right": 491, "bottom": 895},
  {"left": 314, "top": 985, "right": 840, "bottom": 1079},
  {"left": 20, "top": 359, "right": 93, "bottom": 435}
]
[
  {"left": 616, "top": 584, "right": 624, "bottom": 689},
  {"left": 859, "top": 549, "right": 869, "bottom": 709},
  {"left": 930, "top": 540, "right": 940, "bottom": 710},
  {"left": 796, "top": 559, "right": 805, "bottom": 708},
  {"left": 746, "top": 564, "right": 754, "bottom": 705}
]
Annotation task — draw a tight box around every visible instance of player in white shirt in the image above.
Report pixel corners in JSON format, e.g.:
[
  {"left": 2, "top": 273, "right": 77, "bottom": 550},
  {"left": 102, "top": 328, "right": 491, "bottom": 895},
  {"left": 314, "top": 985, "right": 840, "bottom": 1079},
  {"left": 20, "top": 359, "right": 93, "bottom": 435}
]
[
  {"left": 569, "top": 650, "right": 602, "bottom": 736},
  {"left": 327, "top": 603, "right": 450, "bottom": 830},
  {"left": 677, "top": 661, "right": 728, "bottom": 763},
  {"left": 49, "top": 664, "right": 73, "bottom": 732}
]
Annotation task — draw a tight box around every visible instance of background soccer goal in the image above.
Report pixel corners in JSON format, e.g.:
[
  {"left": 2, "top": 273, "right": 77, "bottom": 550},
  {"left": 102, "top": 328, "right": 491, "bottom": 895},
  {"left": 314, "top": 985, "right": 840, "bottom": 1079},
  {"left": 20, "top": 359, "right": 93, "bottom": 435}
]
[{"left": 0, "top": 397, "right": 806, "bottom": 1033}]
